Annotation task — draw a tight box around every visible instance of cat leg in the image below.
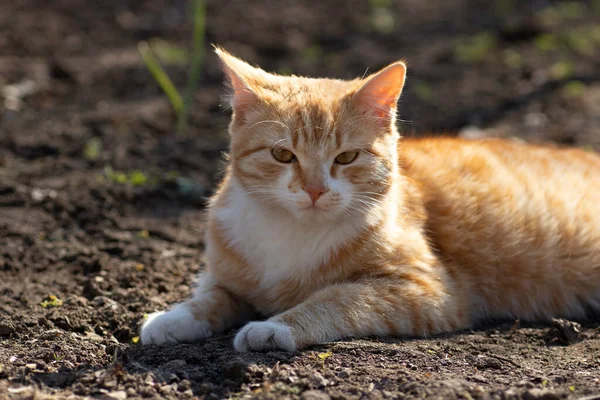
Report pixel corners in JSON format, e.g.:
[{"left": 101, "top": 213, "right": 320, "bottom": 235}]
[
  {"left": 141, "top": 273, "right": 252, "bottom": 345},
  {"left": 234, "top": 276, "right": 467, "bottom": 352}
]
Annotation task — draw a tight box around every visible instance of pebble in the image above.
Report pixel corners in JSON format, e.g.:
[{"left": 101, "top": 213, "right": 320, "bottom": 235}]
[
  {"left": 93, "top": 296, "right": 118, "bottom": 308},
  {"left": 549, "top": 318, "right": 581, "bottom": 345},
  {"left": 266, "top": 351, "right": 290, "bottom": 361},
  {"left": 310, "top": 372, "right": 329, "bottom": 388},
  {"left": 222, "top": 358, "right": 249, "bottom": 381},
  {"left": 160, "top": 359, "right": 187, "bottom": 371},
  {"left": 301, "top": 390, "right": 331, "bottom": 400},
  {"left": 101, "top": 390, "right": 127, "bottom": 400},
  {"left": 0, "top": 322, "right": 15, "bottom": 336},
  {"left": 39, "top": 329, "right": 63, "bottom": 341},
  {"left": 522, "top": 388, "right": 561, "bottom": 400},
  {"left": 84, "top": 331, "right": 104, "bottom": 343},
  {"left": 337, "top": 368, "right": 352, "bottom": 379},
  {"left": 471, "top": 374, "right": 488, "bottom": 384}
]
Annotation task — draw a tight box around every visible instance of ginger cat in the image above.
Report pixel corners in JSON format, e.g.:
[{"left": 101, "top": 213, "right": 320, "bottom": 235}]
[{"left": 140, "top": 48, "right": 600, "bottom": 352}]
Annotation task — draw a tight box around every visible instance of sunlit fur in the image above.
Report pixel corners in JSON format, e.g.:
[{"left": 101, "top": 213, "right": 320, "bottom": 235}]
[{"left": 140, "top": 48, "right": 600, "bottom": 351}]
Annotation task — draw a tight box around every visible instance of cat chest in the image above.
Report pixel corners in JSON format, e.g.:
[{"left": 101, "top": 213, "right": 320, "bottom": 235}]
[
  {"left": 211, "top": 220, "right": 342, "bottom": 314},
  {"left": 242, "top": 235, "right": 331, "bottom": 303}
]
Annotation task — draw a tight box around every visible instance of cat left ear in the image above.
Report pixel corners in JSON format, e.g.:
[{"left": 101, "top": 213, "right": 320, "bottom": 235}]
[
  {"left": 214, "top": 47, "right": 262, "bottom": 123},
  {"left": 353, "top": 61, "right": 406, "bottom": 124}
]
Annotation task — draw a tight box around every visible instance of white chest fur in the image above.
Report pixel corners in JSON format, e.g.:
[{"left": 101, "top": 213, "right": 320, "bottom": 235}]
[{"left": 212, "top": 181, "right": 362, "bottom": 290}]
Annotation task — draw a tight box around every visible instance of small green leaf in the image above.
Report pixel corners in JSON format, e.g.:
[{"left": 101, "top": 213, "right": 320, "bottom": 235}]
[
  {"left": 40, "top": 295, "right": 63, "bottom": 308},
  {"left": 83, "top": 138, "right": 102, "bottom": 160},
  {"left": 148, "top": 38, "right": 188, "bottom": 66},
  {"left": 414, "top": 81, "right": 433, "bottom": 101},
  {"left": 549, "top": 61, "right": 575, "bottom": 80},
  {"left": 563, "top": 80, "right": 586, "bottom": 98},
  {"left": 129, "top": 170, "right": 148, "bottom": 187}
]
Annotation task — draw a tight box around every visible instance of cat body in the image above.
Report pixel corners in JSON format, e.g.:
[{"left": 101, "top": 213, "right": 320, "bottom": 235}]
[{"left": 140, "top": 48, "right": 600, "bottom": 351}]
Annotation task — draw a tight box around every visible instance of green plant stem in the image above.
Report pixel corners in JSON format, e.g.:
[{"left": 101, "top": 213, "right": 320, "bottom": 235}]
[
  {"left": 177, "top": 0, "right": 206, "bottom": 135},
  {"left": 138, "top": 41, "right": 183, "bottom": 115}
]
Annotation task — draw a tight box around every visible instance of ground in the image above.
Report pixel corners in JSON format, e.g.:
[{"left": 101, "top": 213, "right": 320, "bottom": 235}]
[{"left": 1, "top": 0, "right": 600, "bottom": 399}]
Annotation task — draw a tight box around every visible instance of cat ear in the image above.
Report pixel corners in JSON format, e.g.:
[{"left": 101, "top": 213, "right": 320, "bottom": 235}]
[
  {"left": 353, "top": 61, "right": 406, "bottom": 125},
  {"left": 214, "top": 47, "right": 263, "bottom": 123}
]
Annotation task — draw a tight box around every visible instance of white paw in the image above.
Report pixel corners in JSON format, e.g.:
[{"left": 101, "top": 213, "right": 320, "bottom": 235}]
[
  {"left": 234, "top": 321, "right": 296, "bottom": 352},
  {"left": 140, "top": 304, "right": 212, "bottom": 345}
]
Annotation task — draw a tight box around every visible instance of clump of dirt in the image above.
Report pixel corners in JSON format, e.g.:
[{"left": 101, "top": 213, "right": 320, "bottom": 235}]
[{"left": 1, "top": 0, "right": 599, "bottom": 399}]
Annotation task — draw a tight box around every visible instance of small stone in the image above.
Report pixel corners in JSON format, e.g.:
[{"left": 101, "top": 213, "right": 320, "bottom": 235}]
[
  {"left": 517, "top": 380, "right": 535, "bottom": 389},
  {"left": 0, "top": 322, "right": 15, "bottom": 336},
  {"left": 84, "top": 281, "right": 103, "bottom": 298},
  {"left": 31, "top": 188, "right": 56, "bottom": 202},
  {"left": 8, "top": 386, "right": 35, "bottom": 395},
  {"left": 222, "top": 359, "right": 249, "bottom": 382},
  {"left": 160, "top": 359, "right": 187, "bottom": 371},
  {"left": 102, "top": 379, "right": 118, "bottom": 389},
  {"left": 144, "top": 373, "right": 155, "bottom": 385},
  {"left": 101, "top": 390, "right": 127, "bottom": 400},
  {"left": 310, "top": 372, "right": 329, "bottom": 388},
  {"left": 84, "top": 331, "right": 104, "bottom": 343},
  {"left": 547, "top": 318, "right": 581, "bottom": 345},
  {"left": 522, "top": 388, "right": 561, "bottom": 400},
  {"left": 441, "top": 379, "right": 466, "bottom": 390},
  {"left": 471, "top": 374, "right": 488, "bottom": 383},
  {"left": 476, "top": 356, "right": 502, "bottom": 370},
  {"left": 93, "top": 296, "right": 118, "bottom": 307},
  {"left": 178, "top": 379, "right": 191, "bottom": 391},
  {"left": 301, "top": 390, "right": 331, "bottom": 400},
  {"left": 39, "top": 329, "right": 63, "bottom": 341},
  {"left": 502, "top": 388, "right": 518, "bottom": 400},
  {"left": 337, "top": 368, "right": 352, "bottom": 379},
  {"left": 266, "top": 351, "right": 290, "bottom": 361},
  {"left": 65, "top": 295, "right": 89, "bottom": 307}
]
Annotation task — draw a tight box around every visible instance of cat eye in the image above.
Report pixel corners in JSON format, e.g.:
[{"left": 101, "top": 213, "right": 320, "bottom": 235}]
[
  {"left": 271, "top": 147, "right": 297, "bottom": 163},
  {"left": 334, "top": 151, "right": 359, "bottom": 165}
]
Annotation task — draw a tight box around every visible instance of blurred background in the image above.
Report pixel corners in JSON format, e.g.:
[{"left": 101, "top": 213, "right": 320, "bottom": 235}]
[
  {"left": 1, "top": 0, "right": 600, "bottom": 214},
  {"left": 2, "top": 0, "right": 600, "bottom": 230},
  {"left": 3, "top": 1, "right": 600, "bottom": 153}
]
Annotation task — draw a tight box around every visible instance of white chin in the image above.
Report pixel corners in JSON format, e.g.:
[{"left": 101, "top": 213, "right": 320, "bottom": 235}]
[{"left": 297, "top": 206, "right": 338, "bottom": 220}]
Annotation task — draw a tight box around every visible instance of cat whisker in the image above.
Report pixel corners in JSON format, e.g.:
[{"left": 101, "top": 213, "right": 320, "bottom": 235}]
[
  {"left": 272, "top": 138, "right": 289, "bottom": 151},
  {"left": 354, "top": 192, "right": 387, "bottom": 198},
  {"left": 244, "top": 120, "right": 291, "bottom": 135}
]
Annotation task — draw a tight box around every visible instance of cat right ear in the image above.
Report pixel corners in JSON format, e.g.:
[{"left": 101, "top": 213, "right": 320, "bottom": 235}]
[
  {"left": 214, "top": 47, "right": 262, "bottom": 123},
  {"left": 352, "top": 61, "right": 407, "bottom": 127}
]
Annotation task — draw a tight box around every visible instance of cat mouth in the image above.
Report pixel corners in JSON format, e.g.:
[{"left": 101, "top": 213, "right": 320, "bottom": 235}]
[{"left": 299, "top": 204, "right": 329, "bottom": 212}]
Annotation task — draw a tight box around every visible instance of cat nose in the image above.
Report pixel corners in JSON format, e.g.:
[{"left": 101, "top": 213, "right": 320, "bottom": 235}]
[{"left": 303, "top": 183, "right": 328, "bottom": 205}]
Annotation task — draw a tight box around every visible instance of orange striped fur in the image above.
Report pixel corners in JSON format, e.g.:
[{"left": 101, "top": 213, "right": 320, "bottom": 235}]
[{"left": 140, "top": 48, "right": 600, "bottom": 351}]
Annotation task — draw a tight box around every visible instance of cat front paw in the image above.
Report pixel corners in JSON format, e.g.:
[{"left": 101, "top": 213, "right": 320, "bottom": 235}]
[
  {"left": 234, "top": 321, "right": 296, "bottom": 352},
  {"left": 140, "top": 304, "right": 212, "bottom": 345}
]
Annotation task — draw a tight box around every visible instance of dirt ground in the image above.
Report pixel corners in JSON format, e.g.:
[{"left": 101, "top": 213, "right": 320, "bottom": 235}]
[{"left": 1, "top": 0, "right": 600, "bottom": 399}]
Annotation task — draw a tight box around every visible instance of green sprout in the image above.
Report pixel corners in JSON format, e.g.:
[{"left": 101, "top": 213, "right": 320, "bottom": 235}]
[
  {"left": 138, "top": 0, "right": 206, "bottom": 135},
  {"left": 40, "top": 295, "right": 63, "bottom": 308},
  {"left": 83, "top": 137, "right": 102, "bottom": 160},
  {"left": 454, "top": 32, "right": 498, "bottom": 63}
]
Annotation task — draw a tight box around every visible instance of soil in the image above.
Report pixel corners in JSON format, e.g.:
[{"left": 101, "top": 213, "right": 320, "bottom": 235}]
[{"left": 1, "top": 0, "right": 600, "bottom": 399}]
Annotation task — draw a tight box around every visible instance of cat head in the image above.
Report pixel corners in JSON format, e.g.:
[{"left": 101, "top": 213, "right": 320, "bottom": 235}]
[{"left": 215, "top": 47, "right": 406, "bottom": 222}]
